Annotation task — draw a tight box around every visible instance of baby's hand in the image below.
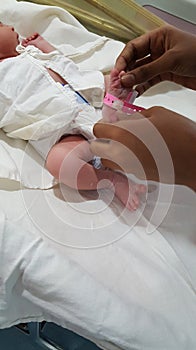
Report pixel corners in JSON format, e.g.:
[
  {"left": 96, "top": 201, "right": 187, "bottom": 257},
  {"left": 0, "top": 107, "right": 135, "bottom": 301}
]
[
  {"left": 109, "top": 68, "right": 131, "bottom": 100},
  {"left": 22, "top": 32, "right": 41, "bottom": 47},
  {"left": 102, "top": 69, "right": 132, "bottom": 122},
  {"left": 21, "top": 33, "right": 55, "bottom": 53}
]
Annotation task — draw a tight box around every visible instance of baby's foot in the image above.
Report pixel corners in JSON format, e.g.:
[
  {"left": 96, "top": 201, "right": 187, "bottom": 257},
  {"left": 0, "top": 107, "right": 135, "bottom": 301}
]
[{"left": 112, "top": 172, "right": 146, "bottom": 211}]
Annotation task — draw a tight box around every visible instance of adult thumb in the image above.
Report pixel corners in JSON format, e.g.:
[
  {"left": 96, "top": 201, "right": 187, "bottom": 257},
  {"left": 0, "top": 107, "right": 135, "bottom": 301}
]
[{"left": 89, "top": 139, "right": 113, "bottom": 159}]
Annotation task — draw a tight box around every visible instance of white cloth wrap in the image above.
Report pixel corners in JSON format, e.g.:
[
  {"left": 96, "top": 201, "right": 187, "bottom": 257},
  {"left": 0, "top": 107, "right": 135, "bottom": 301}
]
[{"left": 0, "top": 42, "right": 104, "bottom": 159}]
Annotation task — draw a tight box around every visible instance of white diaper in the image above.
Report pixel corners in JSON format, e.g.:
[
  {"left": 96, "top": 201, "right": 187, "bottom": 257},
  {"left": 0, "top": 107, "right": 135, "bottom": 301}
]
[{"left": 29, "top": 85, "right": 101, "bottom": 160}]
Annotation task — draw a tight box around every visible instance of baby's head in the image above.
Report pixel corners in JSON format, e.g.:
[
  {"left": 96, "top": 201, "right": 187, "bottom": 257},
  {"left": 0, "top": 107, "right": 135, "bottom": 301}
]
[{"left": 0, "top": 22, "right": 19, "bottom": 60}]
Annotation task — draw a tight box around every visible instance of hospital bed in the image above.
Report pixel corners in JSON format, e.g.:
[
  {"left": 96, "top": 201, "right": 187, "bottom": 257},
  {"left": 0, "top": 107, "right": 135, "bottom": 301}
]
[{"left": 0, "top": 1, "right": 196, "bottom": 349}]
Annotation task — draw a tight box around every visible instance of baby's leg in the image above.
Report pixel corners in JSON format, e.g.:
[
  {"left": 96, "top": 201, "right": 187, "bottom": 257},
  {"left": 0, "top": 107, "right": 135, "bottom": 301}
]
[
  {"left": 46, "top": 135, "right": 146, "bottom": 211},
  {"left": 46, "top": 135, "right": 98, "bottom": 190}
]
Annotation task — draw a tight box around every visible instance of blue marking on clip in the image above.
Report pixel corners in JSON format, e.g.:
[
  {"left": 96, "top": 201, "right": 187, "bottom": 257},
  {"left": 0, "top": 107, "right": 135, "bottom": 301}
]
[
  {"left": 75, "top": 91, "right": 90, "bottom": 105},
  {"left": 62, "top": 83, "right": 90, "bottom": 105}
]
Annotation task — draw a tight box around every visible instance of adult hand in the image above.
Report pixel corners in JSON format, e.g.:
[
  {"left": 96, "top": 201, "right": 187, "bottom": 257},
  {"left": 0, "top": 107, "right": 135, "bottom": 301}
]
[
  {"left": 90, "top": 107, "right": 196, "bottom": 190},
  {"left": 115, "top": 25, "right": 196, "bottom": 95}
]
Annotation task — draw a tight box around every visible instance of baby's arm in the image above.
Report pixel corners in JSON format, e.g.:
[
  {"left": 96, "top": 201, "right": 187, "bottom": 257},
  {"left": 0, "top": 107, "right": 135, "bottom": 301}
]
[
  {"left": 103, "top": 69, "right": 130, "bottom": 122},
  {"left": 22, "top": 33, "right": 55, "bottom": 53},
  {"left": 22, "top": 33, "right": 67, "bottom": 84},
  {"left": 46, "top": 135, "right": 146, "bottom": 211}
]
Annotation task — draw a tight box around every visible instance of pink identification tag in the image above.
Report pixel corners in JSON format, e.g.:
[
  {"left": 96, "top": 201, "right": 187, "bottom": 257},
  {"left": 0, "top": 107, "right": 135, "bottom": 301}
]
[{"left": 103, "top": 91, "right": 145, "bottom": 115}]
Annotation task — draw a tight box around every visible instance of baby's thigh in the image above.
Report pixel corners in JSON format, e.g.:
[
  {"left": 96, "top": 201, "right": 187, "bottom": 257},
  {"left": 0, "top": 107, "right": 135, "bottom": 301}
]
[{"left": 46, "top": 135, "right": 90, "bottom": 179}]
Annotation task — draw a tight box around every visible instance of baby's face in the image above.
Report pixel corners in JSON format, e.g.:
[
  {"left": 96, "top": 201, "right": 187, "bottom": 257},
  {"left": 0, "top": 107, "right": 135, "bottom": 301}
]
[{"left": 0, "top": 22, "right": 19, "bottom": 60}]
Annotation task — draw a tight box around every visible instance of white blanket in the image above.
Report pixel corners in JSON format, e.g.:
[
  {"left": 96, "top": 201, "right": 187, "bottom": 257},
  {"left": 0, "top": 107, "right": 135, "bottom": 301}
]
[{"left": 0, "top": 1, "right": 196, "bottom": 350}]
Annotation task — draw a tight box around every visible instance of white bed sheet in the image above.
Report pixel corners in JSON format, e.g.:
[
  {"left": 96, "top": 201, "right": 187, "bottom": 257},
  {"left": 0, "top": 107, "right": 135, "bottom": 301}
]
[{"left": 0, "top": 1, "right": 196, "bottom": 350}]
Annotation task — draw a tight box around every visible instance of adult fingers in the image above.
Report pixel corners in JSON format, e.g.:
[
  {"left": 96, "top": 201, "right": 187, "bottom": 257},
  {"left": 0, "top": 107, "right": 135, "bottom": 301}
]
[
  {"left": 90, "top": 136, "right": 146, "bottom": 176},
  {"left": 120, "top": 52, "right": 173, "bottom": 88},
  {"left": 114, "top": 28, "right": 161, "bottom": 72},
  {"left": 134, "top": 74, "right": 170, "bottom": 95},
  {"left": 91, "top": 108, "right": 174, "bottom": 182},
  {"left": 91, "top": 115, "right": 158, "bottom": 177}
]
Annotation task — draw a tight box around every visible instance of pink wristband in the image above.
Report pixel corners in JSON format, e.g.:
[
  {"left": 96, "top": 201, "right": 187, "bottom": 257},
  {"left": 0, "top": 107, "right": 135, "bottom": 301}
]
[
  {"left": 123, "top": 101, "right": 145, "bottom": 113},
  {"left": 103, "top": 93, "right": 123, "bottom": 109},
  {"left": 103, "top": 92, "right": 145, "bottom": 114}
]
